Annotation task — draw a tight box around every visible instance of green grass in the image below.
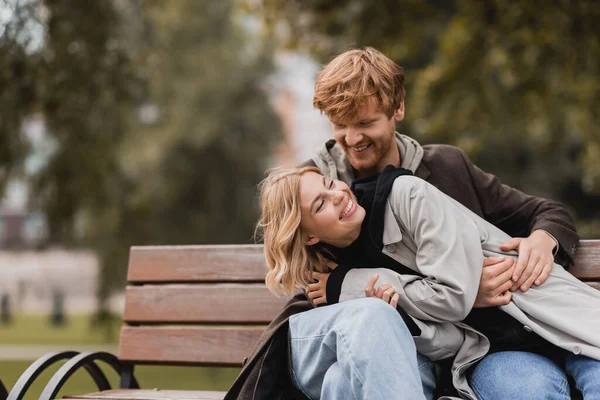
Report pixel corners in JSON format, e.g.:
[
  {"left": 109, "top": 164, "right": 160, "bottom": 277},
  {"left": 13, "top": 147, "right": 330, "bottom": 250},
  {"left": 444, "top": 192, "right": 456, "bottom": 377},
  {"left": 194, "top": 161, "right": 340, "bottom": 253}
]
[
  {"left": 0, "top": 361, "right": 240, "bottom": 400},
  {"left": 0, "top": 316, "right": 241, "bottom": 398},
  {"left": 0, "top": 314, "right": 121, "bottom": 345}
]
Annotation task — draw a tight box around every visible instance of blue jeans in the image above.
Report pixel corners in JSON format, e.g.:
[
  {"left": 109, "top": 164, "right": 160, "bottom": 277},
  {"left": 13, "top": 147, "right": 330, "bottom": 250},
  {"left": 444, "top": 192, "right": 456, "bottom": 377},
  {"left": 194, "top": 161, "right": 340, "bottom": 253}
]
[
  {"left": 288, "top": 297, "right": 436, "bottom": 400},
  {"left": 469, "top": 351, "right": 600, "bottom": 399}
]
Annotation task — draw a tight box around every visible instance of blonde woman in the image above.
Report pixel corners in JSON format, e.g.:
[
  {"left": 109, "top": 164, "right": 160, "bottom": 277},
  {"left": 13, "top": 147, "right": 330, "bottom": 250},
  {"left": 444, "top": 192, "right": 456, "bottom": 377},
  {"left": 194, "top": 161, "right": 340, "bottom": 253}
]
[{"left": 257, "top": 165, "right": 600, "bottom": 400}]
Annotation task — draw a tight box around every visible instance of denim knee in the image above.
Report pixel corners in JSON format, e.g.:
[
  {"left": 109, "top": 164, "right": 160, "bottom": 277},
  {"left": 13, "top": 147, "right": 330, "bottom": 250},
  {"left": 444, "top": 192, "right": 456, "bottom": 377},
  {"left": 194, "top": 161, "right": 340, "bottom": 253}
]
[
  {"left": 469, "top": 352, "right": 570, "bottom": 400},
  {"left": 346, "top": 297, "right": 401, "bottom": 317},
  {"left": 341, "top": 298, "right": 416, "bottom": 349}
]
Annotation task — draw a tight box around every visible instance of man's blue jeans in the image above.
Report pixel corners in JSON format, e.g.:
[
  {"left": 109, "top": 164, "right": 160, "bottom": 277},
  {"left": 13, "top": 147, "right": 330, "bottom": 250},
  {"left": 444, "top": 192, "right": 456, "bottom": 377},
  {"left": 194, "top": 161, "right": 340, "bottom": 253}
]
[
  {"left": 469, "top": 351, "right": 600, "bottom": 399},
  {"left": 288, "top": 297, "right": 436, "bottom": 400}
]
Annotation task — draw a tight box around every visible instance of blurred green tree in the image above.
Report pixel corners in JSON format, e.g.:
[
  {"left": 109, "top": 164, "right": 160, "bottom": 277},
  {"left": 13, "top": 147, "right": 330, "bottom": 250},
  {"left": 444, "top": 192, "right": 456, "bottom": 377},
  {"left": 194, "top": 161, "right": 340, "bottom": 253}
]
[
  {"left": 260, "top": 0, "right": 600, "bottom": 236},
  {"left": 0, "top": 0, "right": 281, "bottom": 313},
  {"left": 0, "top": 0, "right": 39, "bottom": 194},
  {"left": 94, "top": 0, "right": 281, "bottom": 301}
]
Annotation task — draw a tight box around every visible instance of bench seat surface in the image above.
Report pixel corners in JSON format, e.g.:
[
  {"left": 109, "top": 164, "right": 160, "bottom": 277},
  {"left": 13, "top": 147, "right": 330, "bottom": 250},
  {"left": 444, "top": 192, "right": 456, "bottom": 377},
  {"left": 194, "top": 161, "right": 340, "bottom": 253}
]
[{"left": 64, "top": 389, "right": 226, "bottom": 399}]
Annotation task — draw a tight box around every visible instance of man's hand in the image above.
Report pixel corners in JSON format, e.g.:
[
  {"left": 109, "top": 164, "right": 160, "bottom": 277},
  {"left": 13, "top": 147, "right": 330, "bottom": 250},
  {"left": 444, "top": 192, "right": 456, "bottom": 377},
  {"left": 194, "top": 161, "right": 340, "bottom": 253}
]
[
  {"left": 306, "top": 271, "right": 330, "bottom": 305},
  {"left": 364, "top": 273, "right": 400, "bottom": 308},
  {"left": 500, "top": 230, "right": 556, "bottom": 292},
  {"left": 474, "top": 256, "right": 515, "bottom": 308}
]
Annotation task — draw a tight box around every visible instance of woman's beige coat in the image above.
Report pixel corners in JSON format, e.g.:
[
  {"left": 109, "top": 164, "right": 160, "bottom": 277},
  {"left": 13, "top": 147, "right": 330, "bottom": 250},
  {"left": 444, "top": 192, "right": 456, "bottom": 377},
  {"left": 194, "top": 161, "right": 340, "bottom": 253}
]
[{"left": 338, "top": 176, "right": 600, "bottom": 399}]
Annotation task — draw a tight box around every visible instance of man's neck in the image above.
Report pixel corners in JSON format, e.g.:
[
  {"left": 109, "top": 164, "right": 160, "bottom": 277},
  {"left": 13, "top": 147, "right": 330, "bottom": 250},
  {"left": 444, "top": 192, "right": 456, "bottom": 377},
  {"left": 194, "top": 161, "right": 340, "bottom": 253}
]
[{"left": 355, "top": 145, "right": 401, "bottom": 179}]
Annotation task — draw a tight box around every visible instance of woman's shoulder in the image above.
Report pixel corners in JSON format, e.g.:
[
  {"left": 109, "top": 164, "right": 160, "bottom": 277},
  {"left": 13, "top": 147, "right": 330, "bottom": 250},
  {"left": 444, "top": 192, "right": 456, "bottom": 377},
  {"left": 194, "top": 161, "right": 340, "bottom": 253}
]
[
  {"left": 390, "top": 175, "right": 431, "bottom": 197},
  {"left": 388, "top": 175, "right": 452, "bottom": 212}
]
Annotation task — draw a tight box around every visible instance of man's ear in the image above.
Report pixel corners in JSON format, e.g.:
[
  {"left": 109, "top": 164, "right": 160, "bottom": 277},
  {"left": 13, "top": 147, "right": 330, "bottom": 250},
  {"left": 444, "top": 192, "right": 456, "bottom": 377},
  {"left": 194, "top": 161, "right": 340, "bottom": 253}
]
[
  {"left": 304, "top": 234, "right": 320, "bottom": 246},
  {"left": 394, "top": 101, "right": 405, "bottom": 122}
]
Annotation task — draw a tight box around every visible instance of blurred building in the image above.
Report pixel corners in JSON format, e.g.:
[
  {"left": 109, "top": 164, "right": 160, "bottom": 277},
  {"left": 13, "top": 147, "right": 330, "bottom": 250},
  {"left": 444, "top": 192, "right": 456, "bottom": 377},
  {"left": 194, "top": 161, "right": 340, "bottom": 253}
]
[
  {"left": 270, "top": 52, "right": 332, "bottom": 166},
  {"left": 0, "top": 114, "right": 51, "bottom": 249}
]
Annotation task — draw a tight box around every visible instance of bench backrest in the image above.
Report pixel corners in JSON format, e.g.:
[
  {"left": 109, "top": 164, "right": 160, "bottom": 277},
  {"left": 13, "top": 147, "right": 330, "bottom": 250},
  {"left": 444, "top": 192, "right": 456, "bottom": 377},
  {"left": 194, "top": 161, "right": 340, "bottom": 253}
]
[{"left": 118, "top": 240, "right": 600, "bottom": 367}]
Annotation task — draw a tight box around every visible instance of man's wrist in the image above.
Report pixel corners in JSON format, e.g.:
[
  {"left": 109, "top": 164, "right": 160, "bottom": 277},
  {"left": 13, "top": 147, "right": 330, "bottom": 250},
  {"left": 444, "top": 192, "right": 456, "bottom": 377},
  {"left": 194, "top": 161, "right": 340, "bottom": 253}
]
[{"left": 533, "top": 229, "right": 559, "bottom": 256}]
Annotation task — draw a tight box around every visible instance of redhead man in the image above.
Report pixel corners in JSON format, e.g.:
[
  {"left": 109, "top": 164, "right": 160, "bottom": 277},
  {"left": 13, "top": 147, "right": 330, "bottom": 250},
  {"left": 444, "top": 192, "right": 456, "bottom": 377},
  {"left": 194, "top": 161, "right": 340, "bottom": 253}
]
[{"left": 226, "top": 48, "right": 578, "bottom": 399}]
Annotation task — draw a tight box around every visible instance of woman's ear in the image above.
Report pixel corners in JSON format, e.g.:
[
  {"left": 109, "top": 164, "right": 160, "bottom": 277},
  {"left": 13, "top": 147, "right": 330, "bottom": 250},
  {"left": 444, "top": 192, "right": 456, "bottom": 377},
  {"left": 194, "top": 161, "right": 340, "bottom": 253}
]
[{"left": 304, "top": 234, "right": 320, "bottom": 246}]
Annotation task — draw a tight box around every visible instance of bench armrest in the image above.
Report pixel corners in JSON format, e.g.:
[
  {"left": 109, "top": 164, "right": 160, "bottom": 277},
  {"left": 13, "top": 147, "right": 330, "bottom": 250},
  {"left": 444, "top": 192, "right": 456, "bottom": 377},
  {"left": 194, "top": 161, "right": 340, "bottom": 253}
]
[
  {"left": 8, "top": 351, "right": 80, "bottom": 400},
  {"left": 39, "top": 351, "right": 139, "bottom": 400},
  {"left": 7, "top": 351, "right": 139, "bottom": 400}
]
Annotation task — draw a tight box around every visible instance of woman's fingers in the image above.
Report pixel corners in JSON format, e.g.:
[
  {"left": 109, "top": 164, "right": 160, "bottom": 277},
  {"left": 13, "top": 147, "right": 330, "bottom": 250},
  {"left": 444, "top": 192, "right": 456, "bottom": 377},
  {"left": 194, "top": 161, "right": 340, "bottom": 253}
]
[
  {"left": 382, "top": 287, "right": 395, "bottom": 303},
  {"left": 312, "top": 295, "right": 327, "bottom": 305},
  {"left": 306, "top": 289, "right": 322, "bottom": 301},
  {"left": 375, "top": 284, "right": 392, "bottom": 299},
  {"left": 364, "top": 273, "right": 380, "bottom": 297},
  {"left": 364, "top": 274, "right": 399, "bottom": 307},
  {"left": 306, "top": 282, "right": 320, "bottom": 292},
  {"left": 390, "top": 293, "right": 400, "bottom": 308}
]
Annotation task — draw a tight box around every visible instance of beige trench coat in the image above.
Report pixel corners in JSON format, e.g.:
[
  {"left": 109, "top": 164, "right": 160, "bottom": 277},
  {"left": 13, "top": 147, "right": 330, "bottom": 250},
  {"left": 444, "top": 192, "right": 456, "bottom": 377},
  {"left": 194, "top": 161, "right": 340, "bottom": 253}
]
[{"left": 338, "top": 176, "right": 600, "bottom": 399}]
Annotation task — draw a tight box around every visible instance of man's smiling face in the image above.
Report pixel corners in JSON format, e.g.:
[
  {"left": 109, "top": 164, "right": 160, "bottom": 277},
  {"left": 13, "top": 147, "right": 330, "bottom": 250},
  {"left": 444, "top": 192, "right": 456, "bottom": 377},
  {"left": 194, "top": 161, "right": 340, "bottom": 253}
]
[{"left": 330, "top": 100, "right": 404, "bottom": 177}]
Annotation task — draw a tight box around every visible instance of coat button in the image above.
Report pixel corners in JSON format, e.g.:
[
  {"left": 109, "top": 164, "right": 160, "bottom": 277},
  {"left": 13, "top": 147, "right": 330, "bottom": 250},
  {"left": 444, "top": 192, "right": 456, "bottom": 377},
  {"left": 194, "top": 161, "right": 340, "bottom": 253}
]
[
  {"left": 573, "top": 346, "right": 582, "bottom": 355},
  {"left": 242, "top": 357, "right": 249, "bottom": 366},
  {"left": 386, "top": 244, "right": 396, "bottom": 253},
  {"left": 523, "top": 325, "right": 532, "bottom": 332},
  {"left": 571, "top": 244, "right": 577, "bottom": 253}
]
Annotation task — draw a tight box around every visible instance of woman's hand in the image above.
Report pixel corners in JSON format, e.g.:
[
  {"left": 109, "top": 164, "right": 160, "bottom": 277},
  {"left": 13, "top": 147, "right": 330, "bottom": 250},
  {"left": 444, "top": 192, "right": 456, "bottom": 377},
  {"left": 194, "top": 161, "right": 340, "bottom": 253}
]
[
  {"left": 306, "top": 271, "right": 330, "bottom": 305},
  {"left": 474, "top": 256, "right": 515, "bottom": 307},
  {"left": 364, "top": 273, "right": 400, "bottom": 308}
]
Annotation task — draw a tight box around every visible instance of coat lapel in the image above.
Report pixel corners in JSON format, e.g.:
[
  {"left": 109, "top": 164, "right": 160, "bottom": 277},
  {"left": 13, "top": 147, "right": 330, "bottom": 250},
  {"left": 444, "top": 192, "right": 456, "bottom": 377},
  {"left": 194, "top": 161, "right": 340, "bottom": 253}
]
[{"left": 382, "top": 202, "right": 403, "bottom": 245}]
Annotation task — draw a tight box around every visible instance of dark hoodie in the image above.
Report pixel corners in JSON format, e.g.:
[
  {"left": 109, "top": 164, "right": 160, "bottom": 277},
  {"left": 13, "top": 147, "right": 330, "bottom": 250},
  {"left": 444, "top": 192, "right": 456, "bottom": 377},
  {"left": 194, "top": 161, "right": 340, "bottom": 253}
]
[{"left": 322, "top": 165, "right": 422, "bottom": 335}]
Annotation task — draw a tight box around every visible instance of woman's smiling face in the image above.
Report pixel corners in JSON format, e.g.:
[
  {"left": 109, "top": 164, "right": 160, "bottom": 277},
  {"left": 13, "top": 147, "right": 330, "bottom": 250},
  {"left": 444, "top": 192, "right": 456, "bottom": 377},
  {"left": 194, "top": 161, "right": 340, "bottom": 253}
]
[{"left": 299, "top": 171, "right": 366, "bottom": 248}]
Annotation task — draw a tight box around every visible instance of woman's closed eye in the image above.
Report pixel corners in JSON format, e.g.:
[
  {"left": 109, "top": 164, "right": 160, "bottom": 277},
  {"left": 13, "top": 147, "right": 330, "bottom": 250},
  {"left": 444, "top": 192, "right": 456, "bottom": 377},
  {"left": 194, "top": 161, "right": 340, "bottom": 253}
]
[
  {"left": 315, "top": 179, "right": 335, "bottom": 213},
  {"left": 316, "top": 199, "right": 325, "bottom": 213}
]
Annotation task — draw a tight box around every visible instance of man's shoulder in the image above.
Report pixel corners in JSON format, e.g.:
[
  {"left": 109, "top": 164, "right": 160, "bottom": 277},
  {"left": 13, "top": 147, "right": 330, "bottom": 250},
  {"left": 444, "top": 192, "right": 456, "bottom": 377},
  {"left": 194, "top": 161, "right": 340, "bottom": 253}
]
[
  {"left": 420, "top": 143, "right": 474, "bottom": 178},
  {"left": 422, "top": 143, "right": 467, "bottom": 165}
]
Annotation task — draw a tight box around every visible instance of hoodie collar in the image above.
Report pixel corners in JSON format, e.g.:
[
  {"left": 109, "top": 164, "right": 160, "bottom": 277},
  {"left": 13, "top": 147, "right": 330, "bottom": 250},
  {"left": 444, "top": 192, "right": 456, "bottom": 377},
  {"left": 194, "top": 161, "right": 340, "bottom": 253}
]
[
  {"left": 312, "top": 132, "right": 425, "bottom": 185},
  {"left": 351, "top": 165, "right": 413, "bottom": 249}
]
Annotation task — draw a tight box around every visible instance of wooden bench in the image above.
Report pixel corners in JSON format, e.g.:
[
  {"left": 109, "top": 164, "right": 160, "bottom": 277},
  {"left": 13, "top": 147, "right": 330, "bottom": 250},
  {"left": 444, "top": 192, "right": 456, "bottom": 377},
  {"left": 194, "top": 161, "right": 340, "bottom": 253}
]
[{"left": 5, "top": 240, "right": 600, "bottom": 400}]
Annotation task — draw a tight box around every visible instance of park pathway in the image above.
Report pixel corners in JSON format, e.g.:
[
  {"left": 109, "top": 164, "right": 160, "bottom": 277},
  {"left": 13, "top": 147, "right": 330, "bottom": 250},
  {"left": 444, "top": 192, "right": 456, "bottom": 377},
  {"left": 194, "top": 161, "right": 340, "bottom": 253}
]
[{"left": 0, "top": 344, "right": 118, "bottom": 360}]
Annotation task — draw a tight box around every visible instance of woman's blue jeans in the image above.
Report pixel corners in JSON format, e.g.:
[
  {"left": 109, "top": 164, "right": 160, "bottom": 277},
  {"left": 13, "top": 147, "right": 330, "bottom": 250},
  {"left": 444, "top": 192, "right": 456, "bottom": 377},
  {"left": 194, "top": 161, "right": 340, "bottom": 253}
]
[
  {"left": 469, "top": 351, "right": 600, "bottom": 399},
  {"left": 288, "top": 297, "right": 436, "bottom": 400}
]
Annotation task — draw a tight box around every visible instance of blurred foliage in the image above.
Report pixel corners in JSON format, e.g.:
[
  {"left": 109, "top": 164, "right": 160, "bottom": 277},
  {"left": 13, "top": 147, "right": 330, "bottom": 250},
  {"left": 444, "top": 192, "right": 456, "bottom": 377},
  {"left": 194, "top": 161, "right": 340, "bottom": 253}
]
[
  {"left": 0, "top": 0, "right": 281, "bottom": 306},
  {"left": 0, "top": 0, "right": 38, "bottom": 193},
  {"left": 260, "top": 0, "right": 600, "bottom": 236}
]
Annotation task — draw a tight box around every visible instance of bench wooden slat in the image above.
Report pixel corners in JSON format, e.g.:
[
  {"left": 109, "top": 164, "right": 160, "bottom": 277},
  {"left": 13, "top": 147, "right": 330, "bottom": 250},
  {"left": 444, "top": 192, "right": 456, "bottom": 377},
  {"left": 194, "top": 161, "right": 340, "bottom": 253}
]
[
  {"left": 126, "top": 241, "right": 600, "bottom": 283},
  {"left": 127, "top": 245, "right": 267, "bottom": 283},
  {"left": 571, "top": 240, "right": 600, "bottom": 280},
  {"left": 118, "top": 326, "right": 262, "bottom": 366},
  {"left": 587, "top": 282, "right": 600, "bottom": 291},
  {"left": 64, "top": 390, "right": 225, "bottom": 399},
  {"left": 123, "top": 284, "right": 290, "bottom": 324}
]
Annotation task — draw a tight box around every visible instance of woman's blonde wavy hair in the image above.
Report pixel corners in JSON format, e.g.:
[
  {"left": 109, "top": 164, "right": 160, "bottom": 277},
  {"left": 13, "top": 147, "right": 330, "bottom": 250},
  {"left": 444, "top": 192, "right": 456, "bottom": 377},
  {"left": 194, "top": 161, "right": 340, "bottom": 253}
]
[{"left": 256, "top": 166, "right": 331, "bottom": 296}]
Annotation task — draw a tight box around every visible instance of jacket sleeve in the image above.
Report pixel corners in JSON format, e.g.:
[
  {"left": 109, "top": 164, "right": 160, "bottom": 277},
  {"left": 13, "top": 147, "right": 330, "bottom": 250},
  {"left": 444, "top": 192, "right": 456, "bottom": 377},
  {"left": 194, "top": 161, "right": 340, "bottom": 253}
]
[
  {"left": 459, "top": 149, "right": 579, "bottom": 267},
  {"left": 387, "top": 176, "right": 484, "bottom": 322},
  {"left": 335, "top": 267, "right": 466, "bottom": 361},
  {"left": 325, "top": 264, "right": 421, "bottom": 337}
]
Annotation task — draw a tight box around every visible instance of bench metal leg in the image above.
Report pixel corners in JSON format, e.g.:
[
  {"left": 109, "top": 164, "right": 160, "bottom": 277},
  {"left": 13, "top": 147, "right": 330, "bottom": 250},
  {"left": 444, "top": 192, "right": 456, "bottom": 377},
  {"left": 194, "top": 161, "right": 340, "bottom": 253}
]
[
  {"left": 0, "top": 379, "right": 7, "bottom": 400},
  {"left": 120, "top": 364, "right": 140, "bottom": 389}
]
